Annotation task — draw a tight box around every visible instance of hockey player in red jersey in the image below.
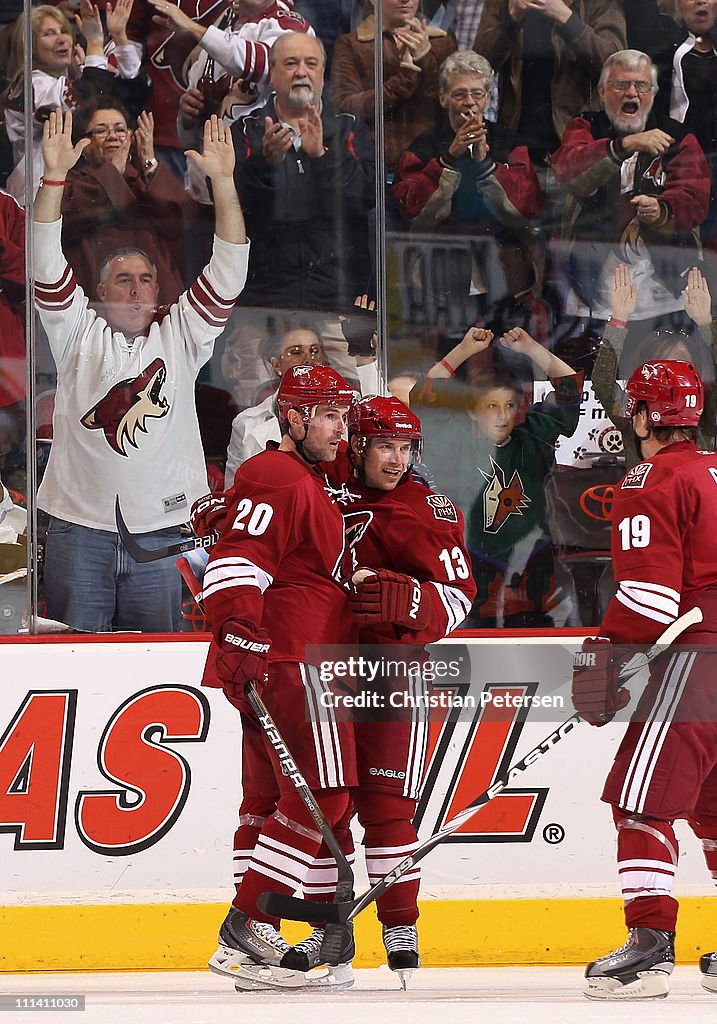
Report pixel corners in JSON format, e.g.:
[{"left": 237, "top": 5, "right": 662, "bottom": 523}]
[
  {"left": 200, "top": 363, "right": 357, "bottom": 991},
  {"left": 286, "top": 396, "right": 476, "bottom": 987},
  {"left": 571, "top": 360, "right": 717, "bottom": 1000}
]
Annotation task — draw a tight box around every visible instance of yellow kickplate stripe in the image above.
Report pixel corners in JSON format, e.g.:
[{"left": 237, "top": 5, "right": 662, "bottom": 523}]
[{"left": 0, "top": 899, "right": 710, "bottom": 972}]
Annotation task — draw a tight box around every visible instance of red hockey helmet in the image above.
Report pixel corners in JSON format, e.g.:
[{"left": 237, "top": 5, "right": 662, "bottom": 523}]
[
  {"left": 276, "top": 364, "right": 355, "bottom": 425},
  {"left": 624, "top": 360, "right": 704, "bottom": 427},
  {"left": 348, "top": 395, "right": 423, "bottom": 461}
]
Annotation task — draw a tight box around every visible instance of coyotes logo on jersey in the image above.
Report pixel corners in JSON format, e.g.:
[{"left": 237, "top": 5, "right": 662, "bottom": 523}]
[
  {"left": 480, "top": 456, "right": 531, "bottom": 532},
  {"left": 80, "top": 358, "right": 169, "bottom": 457},
  {"left": 642, "top": 157, "right": 667, "bottom": 189}
]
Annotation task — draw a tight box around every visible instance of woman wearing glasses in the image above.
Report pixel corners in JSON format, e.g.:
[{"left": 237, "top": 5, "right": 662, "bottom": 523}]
[
  {"left": 393, "top": 51, "right": 543, "bottom": 319},
  {"left": 3, "top": 0, "right": 143, "bottom": 203},
  {"left": 59, "top": 96, "right": 198, "bottom": 305}
]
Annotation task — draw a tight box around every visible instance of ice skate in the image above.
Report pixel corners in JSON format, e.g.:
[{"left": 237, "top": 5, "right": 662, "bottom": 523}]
[
  {"left": 584, "top": 927, "right": 674, "bottom": 999},
  {"left": 700, "top": 951, "right": 717, "bottom": 992},
  {"left": 208, "top": 906, "right": 305, "bottom": 990},
  {"left": 281, "top": 926, "right": 355, "bottom": 988},
  {"left": 383, "top": 924, "right": 420, "bottom": 990}
]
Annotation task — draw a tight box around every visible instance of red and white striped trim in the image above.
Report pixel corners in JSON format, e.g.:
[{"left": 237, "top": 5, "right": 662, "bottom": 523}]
[
  {"left": 403, "top": 667, "right": 429, "bottom": 799},
  {"left": 365, "top": 842, "right": 420, "bottom": 886},
  {"left": 429, "top": 580, "right": 472, "bottom": 634},
  {"left": 248, "top": 831, "right": 316, "bottom": 890},
  {"left": 618, "top": 651, "right": 695, "bottom": 813},
  {"left": 618, "top": 858, "right": 677, "bottom": 898},
  {"left": 300, "top": 663, "right": 346, "bottom": 790},
  {"left": 34, "top": 262, "right": 77, "bottom": 310},
  {"left": 241, "top": 40, "right": 270, "bottom": 84},
  {"left": 202, "top": 556, "right": 273, "bottom": 601},
  {"left": 615, "top": 579, "right": 680, "bottom": 626},
  {"left": 302, "top": 852, "right": 356, "bottom": 896},
  {"left": 186, "top": 272, "right": 237, "bottom": 328}
]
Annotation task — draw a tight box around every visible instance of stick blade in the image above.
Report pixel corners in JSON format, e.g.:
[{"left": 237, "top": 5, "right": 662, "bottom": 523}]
[{"left": 257, "top": 891, "right": 347, "bottom": 924}]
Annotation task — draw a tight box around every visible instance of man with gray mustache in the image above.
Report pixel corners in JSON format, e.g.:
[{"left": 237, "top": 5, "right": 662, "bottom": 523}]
[{"left": 231, "top": 31, "right": 376, "bottom": 312}]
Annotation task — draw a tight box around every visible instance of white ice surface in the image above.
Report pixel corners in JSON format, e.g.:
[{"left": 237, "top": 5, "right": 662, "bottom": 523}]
[{"left": 0, "top": 968, "right": 715, "bottom": 1023}]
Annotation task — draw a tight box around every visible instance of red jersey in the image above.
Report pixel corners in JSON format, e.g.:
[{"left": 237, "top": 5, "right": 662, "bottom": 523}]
[
  {"left": 602, "top": 441, "right": 717, "bottom": 645},
  {"left": 324, "top": 450, "right": 476, "bottom": 644},
  {"left": 202, "top": 447, "right": 352, "bottom": 664},
  {"left": 127, "top": 0, "right": 307, "bottom": 149}
]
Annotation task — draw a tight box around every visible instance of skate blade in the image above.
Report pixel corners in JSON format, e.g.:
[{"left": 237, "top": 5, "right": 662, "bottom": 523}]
[
  {"left": 584, "top": 969, "right": 670, "bottom": 1000},
  {"left": 209, "top": 946, "right": 305, "bottom": 989},
  {"left": 700, "top": 974, "right": 717, "bottom": 994},
  {"left": 395, "top": 968, "right": 414, "bottom": 991},
  {"left": 305, "top": 963, "right": 355, "bottom": 990}
]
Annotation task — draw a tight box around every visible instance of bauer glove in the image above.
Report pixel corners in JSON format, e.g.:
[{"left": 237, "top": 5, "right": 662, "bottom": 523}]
[
  {"left": 350, "top": 568, "right": 430, "bottom": 630},
  {"left": 571, "top": 637, "right": 630, "bottom": 726},
  {"left": 215, "top": 618, "right": 271, "bottom": 701},
  {"left": 190, "top": 492, "right": 228, "bottom": 539}
]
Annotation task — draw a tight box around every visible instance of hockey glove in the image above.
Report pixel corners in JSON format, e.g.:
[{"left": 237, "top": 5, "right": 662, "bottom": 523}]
[
  {"left": 190, "top": 492, "right": 228, "bottom": 539},
  {"left": 340, "top": 305, "right": 377, "bottom": 358},
  {"left": 350, "top": 569, "right": 430, "bottom": 631},
  {"left": 215, "top": 618, "right": 271, "bottom": 701},
  {"left": 571, "top": 637, "right": 630, "bottom": 727}
]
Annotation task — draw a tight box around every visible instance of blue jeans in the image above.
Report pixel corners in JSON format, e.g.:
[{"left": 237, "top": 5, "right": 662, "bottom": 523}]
[{"left": 43, "top": 517, "right": 183, "bottom": 633}]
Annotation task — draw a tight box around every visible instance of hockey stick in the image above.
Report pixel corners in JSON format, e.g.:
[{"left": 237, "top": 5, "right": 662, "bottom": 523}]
[
  {"left": 258, "top": 605, "right": 703, "bottom": 925},
  {"left": 114, "top": 496, "right": 218, "bottom": 563},
  {"left": 0, "top": 567, "right": 27, "bottom": 587},
  {"left": 244, "top": 682, "right": 354, "bottom": 962}
]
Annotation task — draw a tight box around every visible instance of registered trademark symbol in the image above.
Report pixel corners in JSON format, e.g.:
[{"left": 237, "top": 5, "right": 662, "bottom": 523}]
[{"left": 543, "top": 822, "right": 565, "bottom": 844}]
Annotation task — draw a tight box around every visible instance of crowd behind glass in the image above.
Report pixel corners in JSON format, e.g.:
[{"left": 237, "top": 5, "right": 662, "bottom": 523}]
[{"left": 1, "top": 0, "right": 715, "bottom": 633}]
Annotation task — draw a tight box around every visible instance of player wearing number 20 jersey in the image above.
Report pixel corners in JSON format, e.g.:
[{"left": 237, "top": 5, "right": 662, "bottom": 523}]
[
  {"left": 199, "top": 364, "right": 358, "bottom": 990},
  {"left": 571, "top": 360, "right": 717, "bottom": 1000}
]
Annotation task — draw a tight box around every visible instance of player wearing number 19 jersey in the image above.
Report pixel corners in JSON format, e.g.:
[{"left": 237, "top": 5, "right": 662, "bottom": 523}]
[{"left": 571, "top": 360, "right": 717, "bottom": 1000}]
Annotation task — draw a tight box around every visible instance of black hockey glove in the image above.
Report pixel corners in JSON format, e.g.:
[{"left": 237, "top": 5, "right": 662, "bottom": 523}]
[{"left": 340, "top": 305, "right": 377, "bottom": 358}]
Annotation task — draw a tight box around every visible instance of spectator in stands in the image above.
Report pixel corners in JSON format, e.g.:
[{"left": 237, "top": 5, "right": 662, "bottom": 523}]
[
  {"left": 393, "top": 50, "right": 542, "bottom": 317},
  {"left": 59, "top": 97, "right": 198, "bottom": 305},
  {"left": 632, "top": 0, "right": 717, "bottom": 245},
  {"left": 152, "top": 0, "right": 314, "bottom": 203},
  {"left": 294, "top": 0, "right": 356, "bottom": 68},
  {"left": 33, "top": 110, "right": 248, "bottom": 634},
  {"left": 474, "top": 0, "right": 625, "bottom": 220},
  {"left": 592, "top": 263, "right": 717, "bottom": 466},
  {"left": 231, "top": 31, "right": 375, "bottom": 311},
  {"left": 551, "top": 49, "right": 710, "bottom": 331},
  {"left": 224, "top": 317, "right": 326, "bottom": 485},
  {"left": 4, "top": 0, "right": 145, "bottom": 202},
  {"left": 125, "top": 0, "right": 230, "bottom": 181},
  {"left": 411, "top": 324, "right": 582, "bottom": 627},
  {"left": 330, "top": 0, "right": 456, "bottom": 174},
  {"left": 0, "top": 189, "right": 24, "bottom": 415}
]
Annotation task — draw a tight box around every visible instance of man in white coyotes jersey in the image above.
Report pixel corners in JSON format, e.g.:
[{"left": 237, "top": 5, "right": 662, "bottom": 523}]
[
  {"left": 33, "top": 110, "right": 248, "bottom": 633},
  {"left": 571, "top": 360, "right": 717, "bottom": 1000},
  {"left": 150, "top": 0, "right": 314, "bottom": 203}
]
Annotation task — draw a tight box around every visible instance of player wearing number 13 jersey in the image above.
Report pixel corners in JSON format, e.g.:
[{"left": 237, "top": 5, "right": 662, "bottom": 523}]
[
  {"left": 199, "top": 364, "right": 358, "bottom": 990},
  {"left": 571, "top": 361, "right": 717, "bottom": 1000},
  {"left": 292, "top": 396, "right": 476, "bottom": 984}
]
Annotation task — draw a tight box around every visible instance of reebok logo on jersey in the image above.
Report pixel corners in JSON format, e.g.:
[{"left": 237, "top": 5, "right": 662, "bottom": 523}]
[
  {"left": 622, "top": 462, "right": 653, "bottom": 490},
  {"left": 81, "top": 358, "right": 169, "bottom": 456},
  {"left": 224, "top": 634, "right": 271, "bottom": 654}
]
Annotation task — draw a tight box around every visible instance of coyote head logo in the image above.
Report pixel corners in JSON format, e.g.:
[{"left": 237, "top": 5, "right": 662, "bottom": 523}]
[
  {"left": 480, "top": 456, "right": 531, "bottom": 532},
  {"left": 81, "top": 358, "right": 169, "bottom": 456}
]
